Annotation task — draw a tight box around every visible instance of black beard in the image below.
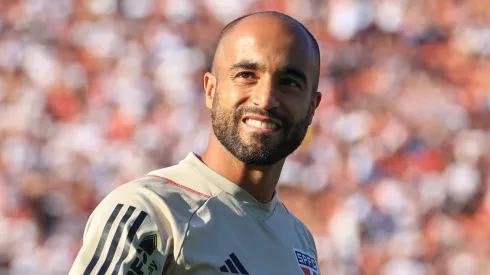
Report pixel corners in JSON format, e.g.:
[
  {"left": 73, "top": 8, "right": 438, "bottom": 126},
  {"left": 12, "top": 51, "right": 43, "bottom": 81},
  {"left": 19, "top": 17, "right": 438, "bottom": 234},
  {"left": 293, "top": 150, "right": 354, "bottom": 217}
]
[{"left": 211, "top": 91, "right": 312, "bottom": 165}]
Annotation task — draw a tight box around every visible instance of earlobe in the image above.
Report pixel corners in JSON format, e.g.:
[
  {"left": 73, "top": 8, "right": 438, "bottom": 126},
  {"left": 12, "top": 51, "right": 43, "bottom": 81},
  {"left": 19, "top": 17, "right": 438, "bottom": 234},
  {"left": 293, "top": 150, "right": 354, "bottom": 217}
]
[{"left": 204, "top": 72, "right": 217, "bottom": 109}]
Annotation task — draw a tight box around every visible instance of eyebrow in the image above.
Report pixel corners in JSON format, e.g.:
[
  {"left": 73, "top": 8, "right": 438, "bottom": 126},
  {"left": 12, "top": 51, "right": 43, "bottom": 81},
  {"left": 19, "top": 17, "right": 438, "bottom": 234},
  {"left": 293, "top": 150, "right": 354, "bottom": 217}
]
[
  {"left": 228, "top": 62, "right": 308, "bottom": 85},
  {"left": 229, "top": 61, "right": 266, "bottom": 73}
]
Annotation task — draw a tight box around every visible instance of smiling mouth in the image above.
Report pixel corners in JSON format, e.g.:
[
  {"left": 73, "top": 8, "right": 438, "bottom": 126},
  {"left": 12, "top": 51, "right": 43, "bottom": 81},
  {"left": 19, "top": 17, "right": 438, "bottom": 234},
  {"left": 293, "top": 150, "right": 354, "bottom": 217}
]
[
  {"left": 241, "top": 117, "right": 283, "bottom": 134},
  {"left": 244, "top": 118, "right": 279, "bottom": 129}
]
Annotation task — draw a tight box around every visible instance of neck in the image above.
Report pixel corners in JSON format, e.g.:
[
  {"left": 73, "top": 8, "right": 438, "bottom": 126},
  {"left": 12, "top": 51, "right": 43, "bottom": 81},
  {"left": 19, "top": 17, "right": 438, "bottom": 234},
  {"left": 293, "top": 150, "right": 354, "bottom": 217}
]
[{"left": 200, "top": 135, "right": 284, "bottom": 202}]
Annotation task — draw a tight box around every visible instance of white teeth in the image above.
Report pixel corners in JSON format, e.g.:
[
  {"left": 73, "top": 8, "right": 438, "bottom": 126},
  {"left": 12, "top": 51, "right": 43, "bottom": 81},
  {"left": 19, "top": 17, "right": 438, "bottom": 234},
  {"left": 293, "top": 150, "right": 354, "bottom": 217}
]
[{"left": 245, "top": 119, "right": 278, "bottom": 130}]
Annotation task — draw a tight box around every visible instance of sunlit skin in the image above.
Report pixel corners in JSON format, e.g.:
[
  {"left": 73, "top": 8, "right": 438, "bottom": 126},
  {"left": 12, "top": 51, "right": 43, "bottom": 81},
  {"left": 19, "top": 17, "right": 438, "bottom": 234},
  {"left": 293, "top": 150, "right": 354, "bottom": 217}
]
[{"left": 200, "top": 13, "right": 322, "bottom": 202}]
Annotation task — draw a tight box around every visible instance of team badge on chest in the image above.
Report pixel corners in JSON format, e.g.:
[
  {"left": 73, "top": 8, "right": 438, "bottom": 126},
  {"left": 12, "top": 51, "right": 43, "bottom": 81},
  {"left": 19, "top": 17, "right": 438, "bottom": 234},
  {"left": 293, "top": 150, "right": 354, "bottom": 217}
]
[{"left": 293, "top": 249, "right": 318, "bottom": 275}]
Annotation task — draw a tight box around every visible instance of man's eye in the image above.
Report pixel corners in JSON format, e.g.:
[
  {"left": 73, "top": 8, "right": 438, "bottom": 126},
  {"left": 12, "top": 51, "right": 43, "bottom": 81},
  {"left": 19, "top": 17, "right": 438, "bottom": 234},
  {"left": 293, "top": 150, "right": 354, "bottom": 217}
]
[
  {"left": 237, "top": 72, "right": 255, "bottom": 79},
  {"left": 281, "top": 78, "right": 301, "bottom": 88}
]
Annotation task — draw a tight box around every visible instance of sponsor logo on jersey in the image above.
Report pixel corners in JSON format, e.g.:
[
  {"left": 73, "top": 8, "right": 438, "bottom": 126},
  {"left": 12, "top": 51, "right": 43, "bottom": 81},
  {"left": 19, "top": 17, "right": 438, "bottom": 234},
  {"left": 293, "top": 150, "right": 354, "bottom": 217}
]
[
  {"left": 127, "top": 233, "right": 160, "bottom": 275},
  {"left": 294, "top": 249, "right": 318, "bottom": 275}
]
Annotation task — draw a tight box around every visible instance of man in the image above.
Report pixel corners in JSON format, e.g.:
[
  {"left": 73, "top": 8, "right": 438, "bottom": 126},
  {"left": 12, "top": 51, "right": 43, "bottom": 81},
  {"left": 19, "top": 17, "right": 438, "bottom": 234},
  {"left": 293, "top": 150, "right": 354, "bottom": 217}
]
[{"left": 69, "top": 11, "right": 322, "bottom": 275}]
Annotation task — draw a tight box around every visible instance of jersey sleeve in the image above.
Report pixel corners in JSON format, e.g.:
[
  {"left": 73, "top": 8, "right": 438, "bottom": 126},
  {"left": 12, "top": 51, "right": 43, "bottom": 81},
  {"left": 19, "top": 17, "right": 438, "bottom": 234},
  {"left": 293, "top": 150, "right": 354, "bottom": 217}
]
[{"left": 69, "top": 186, "right": 173, "bottom": 275}]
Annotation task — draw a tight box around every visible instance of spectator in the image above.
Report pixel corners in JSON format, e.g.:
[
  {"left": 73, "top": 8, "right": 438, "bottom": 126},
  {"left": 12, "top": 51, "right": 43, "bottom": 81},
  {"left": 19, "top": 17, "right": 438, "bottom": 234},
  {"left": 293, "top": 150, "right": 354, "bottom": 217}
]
[{"left": 2, "top": 0, "right": 490, "bottom": 274}]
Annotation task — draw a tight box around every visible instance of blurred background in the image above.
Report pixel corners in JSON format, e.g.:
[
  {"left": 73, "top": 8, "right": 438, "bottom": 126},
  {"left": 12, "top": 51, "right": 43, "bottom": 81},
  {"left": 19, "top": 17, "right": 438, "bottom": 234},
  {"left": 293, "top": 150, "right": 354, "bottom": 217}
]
[{"left": 2, "top": 0, "right": 490, "bottom": 274}]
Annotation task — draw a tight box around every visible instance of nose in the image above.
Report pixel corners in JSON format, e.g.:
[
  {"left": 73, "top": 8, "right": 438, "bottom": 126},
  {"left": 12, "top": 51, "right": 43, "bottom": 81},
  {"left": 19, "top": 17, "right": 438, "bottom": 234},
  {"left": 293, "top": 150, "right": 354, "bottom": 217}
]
[{"left": 252, "top": 77, "right": 279, "bottom": 110}]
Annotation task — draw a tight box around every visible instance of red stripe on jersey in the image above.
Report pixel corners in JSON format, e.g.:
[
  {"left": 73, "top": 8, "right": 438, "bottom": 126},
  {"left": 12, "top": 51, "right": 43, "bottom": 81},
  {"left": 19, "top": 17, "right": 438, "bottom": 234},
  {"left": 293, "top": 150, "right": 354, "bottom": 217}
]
[
  {"left": 282, "top": 202, "right": 290, "bottom": 215},
  {"left": 145, "top": 175, "right": 211, "bottom": 199}
]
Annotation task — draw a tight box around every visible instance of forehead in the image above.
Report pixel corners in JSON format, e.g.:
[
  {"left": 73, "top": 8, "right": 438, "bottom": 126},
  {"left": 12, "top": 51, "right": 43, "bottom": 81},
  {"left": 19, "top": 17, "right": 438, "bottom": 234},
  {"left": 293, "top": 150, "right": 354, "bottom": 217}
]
[{"left": 218, "top": 17, "right": 315, "bottom": 71}]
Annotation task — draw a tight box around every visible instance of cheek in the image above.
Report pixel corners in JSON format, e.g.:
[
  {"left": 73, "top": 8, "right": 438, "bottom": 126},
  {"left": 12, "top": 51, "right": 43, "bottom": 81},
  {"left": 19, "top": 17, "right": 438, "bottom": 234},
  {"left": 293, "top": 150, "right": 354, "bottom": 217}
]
[
  {"left": 282, "top": 100, "right": 309, "bottom": 122},
  {"left": 216, "top": 85, "right": 241, "bottom": 108},
  {"left": 228, "top": 82, "right": 255, "bottom": 105}
]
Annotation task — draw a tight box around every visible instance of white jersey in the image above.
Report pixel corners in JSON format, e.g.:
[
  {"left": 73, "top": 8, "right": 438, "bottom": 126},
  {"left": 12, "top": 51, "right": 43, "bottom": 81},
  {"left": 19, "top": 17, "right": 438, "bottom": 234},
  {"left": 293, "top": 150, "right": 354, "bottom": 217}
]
[{"left": 69, "top": 153, "right": 320, "bottom": 275}]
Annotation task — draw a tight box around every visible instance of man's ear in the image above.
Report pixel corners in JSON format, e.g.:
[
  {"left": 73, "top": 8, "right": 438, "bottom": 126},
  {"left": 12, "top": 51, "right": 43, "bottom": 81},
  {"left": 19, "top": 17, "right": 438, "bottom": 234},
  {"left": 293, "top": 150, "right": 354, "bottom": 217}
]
[
  {"left": 308, "top": 91, "right": 322, "bottom": 125},
  {"left": 204, "top": 72, "right": 217, "bottom": 109}
]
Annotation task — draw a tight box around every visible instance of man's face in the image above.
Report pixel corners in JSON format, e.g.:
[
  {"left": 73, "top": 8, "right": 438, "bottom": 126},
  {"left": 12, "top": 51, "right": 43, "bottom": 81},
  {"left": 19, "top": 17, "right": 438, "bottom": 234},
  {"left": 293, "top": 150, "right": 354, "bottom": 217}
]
[
  {"left": 207, "top": 16, "right": 321, "bottom": 165},
  {"left": 211, "top": 89, "right": 312, "bottom": 165}
]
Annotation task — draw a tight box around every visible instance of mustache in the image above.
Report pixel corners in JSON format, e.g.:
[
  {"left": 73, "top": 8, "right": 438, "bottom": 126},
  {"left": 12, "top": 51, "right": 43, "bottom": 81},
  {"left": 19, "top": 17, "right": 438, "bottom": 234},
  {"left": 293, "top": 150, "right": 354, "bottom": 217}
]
[{"left": 235, "top": 106, "right": 289, "bottom": 127}]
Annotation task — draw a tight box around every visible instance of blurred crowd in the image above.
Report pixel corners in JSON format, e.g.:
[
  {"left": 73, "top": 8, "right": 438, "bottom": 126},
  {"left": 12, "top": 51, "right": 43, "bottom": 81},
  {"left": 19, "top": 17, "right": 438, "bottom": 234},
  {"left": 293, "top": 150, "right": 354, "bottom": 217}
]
[{"left": 2, "top": 0, "right": 490, "bottom": 274}]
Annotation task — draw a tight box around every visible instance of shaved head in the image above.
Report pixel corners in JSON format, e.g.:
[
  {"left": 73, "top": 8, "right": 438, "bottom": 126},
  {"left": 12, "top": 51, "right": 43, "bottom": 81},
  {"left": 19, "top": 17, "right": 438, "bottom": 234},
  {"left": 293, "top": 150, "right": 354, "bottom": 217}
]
[
  {"left": 212, "top": 11, "right": 320, "bottom": 92},
  {"left": 204, "top": 11, "right": 322, "bottom": 165}
]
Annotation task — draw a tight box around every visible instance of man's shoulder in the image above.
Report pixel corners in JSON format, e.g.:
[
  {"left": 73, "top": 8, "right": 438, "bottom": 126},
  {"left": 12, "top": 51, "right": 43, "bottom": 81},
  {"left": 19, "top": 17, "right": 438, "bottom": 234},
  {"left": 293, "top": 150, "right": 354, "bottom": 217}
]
[
  {"left": 288, "top": 210, "right": 311, "bottom": 234},
  {"left": 113, "top": 170, "right": 213, "bottom": 209},
  {"left": 279, "top": 202, "right": 317, "bottom": 251},
  {"left": 98, "top": 163, "right": 219, "bottom": 223},
  {"left": 144, "top": 160, "right": 221, "bottom": 199},
  {"left": 111, "top": 176, "right": 209, "bottom": 206}
]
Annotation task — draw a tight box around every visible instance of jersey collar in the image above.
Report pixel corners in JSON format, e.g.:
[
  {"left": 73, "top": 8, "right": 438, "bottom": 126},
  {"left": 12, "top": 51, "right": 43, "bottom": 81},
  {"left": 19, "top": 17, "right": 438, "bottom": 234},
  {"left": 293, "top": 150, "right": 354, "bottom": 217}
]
[{"left": 184, "top": 152, "right": 279, "bottom": 216}]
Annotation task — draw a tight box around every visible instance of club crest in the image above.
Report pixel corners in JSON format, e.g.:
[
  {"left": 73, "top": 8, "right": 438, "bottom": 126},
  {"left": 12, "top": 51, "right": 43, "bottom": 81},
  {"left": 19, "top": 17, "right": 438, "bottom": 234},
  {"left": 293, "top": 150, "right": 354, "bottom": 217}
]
[{"left": 293, "top": 249, "right": 318, "bottom": 275}]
